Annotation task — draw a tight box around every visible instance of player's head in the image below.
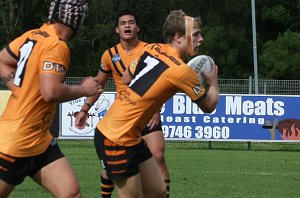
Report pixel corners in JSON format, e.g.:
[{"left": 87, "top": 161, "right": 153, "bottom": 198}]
[
  {"left": 115, "top": 9, "right": 140, "bottom": 41},
  {"left": 48, "top": 0, "right": 88, "bottom": 32},
  {"left": 115, "top": 9, "right": 140, "bottom": 27},
  {"left": 163, "top": 10, "right": 203, "bottom": 57}
]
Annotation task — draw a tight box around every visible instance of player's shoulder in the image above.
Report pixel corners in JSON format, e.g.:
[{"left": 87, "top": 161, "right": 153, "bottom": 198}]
[
  {"left": 141, "top": 43, "right": 162, "bottom": 55},
  {"left": 102, "top": 43, "right": 120, "bottom": 57},
  {"left": 36, "top": 24, "right": 68, "bottom": 50},
  {"left": 101, "top": 48, "right": 111, "bottom": 57},
  {"left": 101, "top": 44, "right": 117, "bottom": 61},
  {"left": 144, "top": 43, "right": 175, "bottom": 54},
  {"left": 144, "top": 43, "right": 184, "bottom": 66},
  {"left": 140, "top": 41, "right": 149, "bottom": 47},
  {"left": 144, "top": 43, "right": 161, "bottom": 49}
]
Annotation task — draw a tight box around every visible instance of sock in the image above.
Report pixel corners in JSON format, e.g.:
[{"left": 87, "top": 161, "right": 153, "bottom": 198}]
[
  {"left": 101, "top": 175, "right": 114, "bottom": 198},
  {"left": 165, "top": 179, "right": 171, "bottom": 198}
]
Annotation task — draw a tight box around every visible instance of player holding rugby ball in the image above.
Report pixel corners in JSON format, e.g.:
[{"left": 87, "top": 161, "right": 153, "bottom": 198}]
[{"left": 93, "top": 10, "right": 219, "bottom": 198}]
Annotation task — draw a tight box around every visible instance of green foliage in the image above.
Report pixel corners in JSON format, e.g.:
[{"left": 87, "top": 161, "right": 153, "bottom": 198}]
[
  {"left": 68, "top": 23, "right": 115, "bottom": 76},
  {"left": 0, "top": 0, "right": 299, "bottom": 78},
  {"left": 260, "top": 31, "right": 300, "bottom": 79},
  {"left": 262, "top": 4, "right": 291, "bottom": 24}
]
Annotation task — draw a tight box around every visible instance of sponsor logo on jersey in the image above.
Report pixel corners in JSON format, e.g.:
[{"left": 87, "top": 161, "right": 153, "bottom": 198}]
[
  {"left": 130, "top": 58, "right": 138, "bottom": 67},
  {"left": 43, "top": 61, "right": 66, "bottom": 75},
  {"left": 112, "top": 54, "right": 121, "bottom": 63},
  {"left": 100, "top": 63, "right": 105, "bottom": 70},
  {"left": 192, "top": 85, "right": 202, "bottom": 95}
]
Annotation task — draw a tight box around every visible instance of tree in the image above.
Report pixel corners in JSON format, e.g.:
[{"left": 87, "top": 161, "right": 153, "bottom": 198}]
[
  {"left": 0, "top": 0, "right": 299, "bottom": 79},
  {"left": 260, "top": 31, "right": 300, "bottom": 80},
  {"left": 0, "top": 0, "right": 49, "bottom": 47}
]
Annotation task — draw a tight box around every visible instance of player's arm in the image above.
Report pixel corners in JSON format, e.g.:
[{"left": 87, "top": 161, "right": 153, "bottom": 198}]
[
  {"left": 194, "top": 64, "right": 219, "bottom": 113},
  {"left": 147, "top": 110, "right": 161, "bottom": 129},
  {"left": 122, "top": 67, "right": 133, "bottom": 85},
  {"left": 75, "top": 70, "right": 110, "bottom": 129},
  {"left": 0, "top": 48, "right": 17, "bottom": 90},
  {"left": 40, "top": 73, "right": 103, "bottom": 103},
  {"left": 81, "top": 70, "right": 110, "bottom": 112},
  {"left": 81, "top": 52, "right": 112, "bottom": 111}
]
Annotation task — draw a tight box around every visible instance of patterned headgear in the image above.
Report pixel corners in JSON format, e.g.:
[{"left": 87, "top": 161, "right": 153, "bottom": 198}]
[{"left": 48, "top": 0, "right": 88, "bottom": 31}]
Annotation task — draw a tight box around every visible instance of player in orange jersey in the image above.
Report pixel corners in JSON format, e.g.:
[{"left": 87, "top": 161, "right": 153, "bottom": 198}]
[
  {"left": 91, "top": 10, "right": 220, "bottom": 198},
  {"left": 0, "top": 0, "right": 103, "bottom": 197},
  {"left": 75, "top": 9, "right": 171, "bottom": 197}
]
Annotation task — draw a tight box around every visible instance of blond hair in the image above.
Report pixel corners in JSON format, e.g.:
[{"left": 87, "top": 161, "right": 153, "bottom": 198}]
[{"left": 162, "top": 10, "right": 202, "bottom": 43}]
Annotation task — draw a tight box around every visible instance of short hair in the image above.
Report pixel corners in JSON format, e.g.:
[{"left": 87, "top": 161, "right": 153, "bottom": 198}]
[
  {"left": 115, "top": 9, "right": 140, "bottom": 27},
  {"left": 162, "top": 10, "right": 202, "bottom": 43},
  {"left": 48, "top": 0, "right": 88, "bottom": 31}
]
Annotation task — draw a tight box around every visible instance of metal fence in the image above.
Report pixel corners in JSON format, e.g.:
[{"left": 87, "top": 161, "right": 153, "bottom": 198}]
[
  {"left": 217, "top": 78, "right": 300, "bottom": 95},
  {"left": 1, "top": 77, "right": 300, "bottom": 95}
]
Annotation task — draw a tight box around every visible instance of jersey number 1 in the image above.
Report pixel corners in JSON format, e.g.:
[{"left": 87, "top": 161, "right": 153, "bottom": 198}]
[
  {"left": 14, "top": 40, "right": 35, "bottom": 87},
  {"left": 128, "top": 52, "right": 169, "bottom": 97}
]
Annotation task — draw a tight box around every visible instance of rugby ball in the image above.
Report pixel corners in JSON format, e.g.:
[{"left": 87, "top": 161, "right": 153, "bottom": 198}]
[{"left": 187, "top": 55, "right": 214, "bottom": 85}]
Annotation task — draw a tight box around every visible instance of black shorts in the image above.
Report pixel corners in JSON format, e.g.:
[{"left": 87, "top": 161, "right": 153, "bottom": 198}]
[
  {"left": 94, "top": 128, "right": 152, "bottom": 180},
  {"left": 141, "top": 120, "right": 163, "bottom": 136},
  {"left": 0, "top": 140, "right": 64, "bottom": 185}
]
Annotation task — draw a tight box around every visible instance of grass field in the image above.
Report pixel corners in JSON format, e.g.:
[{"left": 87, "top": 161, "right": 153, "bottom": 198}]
[{"left": 9, "top": 140, "right": 300, "bottom": 198}]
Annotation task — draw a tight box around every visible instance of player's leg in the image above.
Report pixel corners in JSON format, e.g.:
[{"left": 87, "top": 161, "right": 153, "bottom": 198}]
[
  {"left": 31, "top": 141, "right": 81, "bottom": 198},
  {"left": 94, "top": 129, "right": 142, "bottom": 197},
  {"left": 143, "top": 130, "right": 170, "bottom": 180},
  {"left": 142, "top": 127, "right": 171, "bottom": 197},
  {"left": 0, "top": 180, "right": 15, "bottom": 197},
  {"left": 113, "top": 173, "right": 143, "bottom": 198},
  {"left": 100, "top": 169, "right": 114, "bottom": 198},
  {"left": 0, "top": 153, "right": 24, "bottom": 197},
  {"left": 113, "top": 157, "right": 166, "bottom": 198},
  {"left": 94, "top": 128, "right": 165, "bottom": 197},
  {"left": 34, "top": 157, "right": 81, "bottom": 197},
  {"left": 139, "top": 157, "right": 166, "bottom": 198}
]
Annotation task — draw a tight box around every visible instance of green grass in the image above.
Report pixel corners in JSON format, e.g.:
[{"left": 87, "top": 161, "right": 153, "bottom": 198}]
[{"left": 9, "top": 141, "right": 300, "bottom": 198}]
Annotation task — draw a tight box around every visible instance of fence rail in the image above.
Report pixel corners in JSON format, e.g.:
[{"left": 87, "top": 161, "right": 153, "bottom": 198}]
[{"left": 1, "top": 77, "right": 300, "bottom": 95}]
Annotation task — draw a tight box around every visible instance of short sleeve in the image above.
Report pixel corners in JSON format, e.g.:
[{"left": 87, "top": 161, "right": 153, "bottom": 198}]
[
  {"left": 6, "top": 33, "right": 28, "bottom": 60},
  {"left": 39, "top": 39, "right": 70, "bottom": 79},
  {"left": 175, "top": 67, "right": 207, "bottom": 101},
  {"left": 100, "top": 50, "right": 113, "bottom": 73}
]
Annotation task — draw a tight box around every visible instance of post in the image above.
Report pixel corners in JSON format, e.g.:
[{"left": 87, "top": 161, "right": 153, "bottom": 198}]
[
  {"left": 251, "top": 0, "right": 259, "bottom": 94},
  {"left": 249, "top": 76, "right": 252, "bottom": 94}
]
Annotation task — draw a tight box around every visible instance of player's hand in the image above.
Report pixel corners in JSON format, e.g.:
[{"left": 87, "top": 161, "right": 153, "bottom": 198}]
[
  {"left": 80, "top": 76, "right": 103, "bottom": 96},
  {"left": 147, "top": 111, "right": 161, "bottom": 130},
  {"left": 201, "top": 64, "right": 218, "bottom": 87},
  {"left": 75, "top": 111, "right": 89, "bottom": 129}
]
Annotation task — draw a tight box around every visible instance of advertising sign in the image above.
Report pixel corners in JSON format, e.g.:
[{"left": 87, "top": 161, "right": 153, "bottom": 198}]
[
  {"left": 0, "top": 91, "right": 11, "bottom": 115},
  {"left": 61, "top": 93, "right": 115, "bottom": 138},
  {"left": 162, "top": 93, "right": 300, "bottom": 142},
  {"left": 60, "top": 93, "right": 300, "bottom": 142}
]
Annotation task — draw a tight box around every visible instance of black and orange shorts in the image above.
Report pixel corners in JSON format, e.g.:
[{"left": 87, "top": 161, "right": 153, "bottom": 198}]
[
  {"left": 0, "top": 140, "right": 64, "bottom": 185},
  {"left": 94, "top": 128, "right": 152, "bottom": 180},
  {"left": 141, "top": 120, "right": 163, "bottom": 136}
]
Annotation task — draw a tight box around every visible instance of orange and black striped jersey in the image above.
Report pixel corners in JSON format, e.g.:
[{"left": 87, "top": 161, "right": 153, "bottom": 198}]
[
  {"left": 100, "top": 41, "right": 148, "bottom": 93},
  {"left": 97, "top": 43, "right": 207, "bottom": 146},
  {"left": 0, "top": 23, "right": 70, "bottom": 157}
]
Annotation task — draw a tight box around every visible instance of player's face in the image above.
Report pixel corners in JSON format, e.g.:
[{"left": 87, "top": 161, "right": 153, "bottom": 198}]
[
  {"left": 184, "top": 16, "right": 203, "bottom": 57},
  {"left": 116, "top": 15, "right": 140, "bottom": 41},
  {"left": 189, "top": 28, "right": 203, "bottom": 56}
]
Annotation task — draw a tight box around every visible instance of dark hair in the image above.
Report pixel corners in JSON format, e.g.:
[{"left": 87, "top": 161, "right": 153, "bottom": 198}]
[{"left": 115, "top": 9, "right": 139, "bottom": 27}]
